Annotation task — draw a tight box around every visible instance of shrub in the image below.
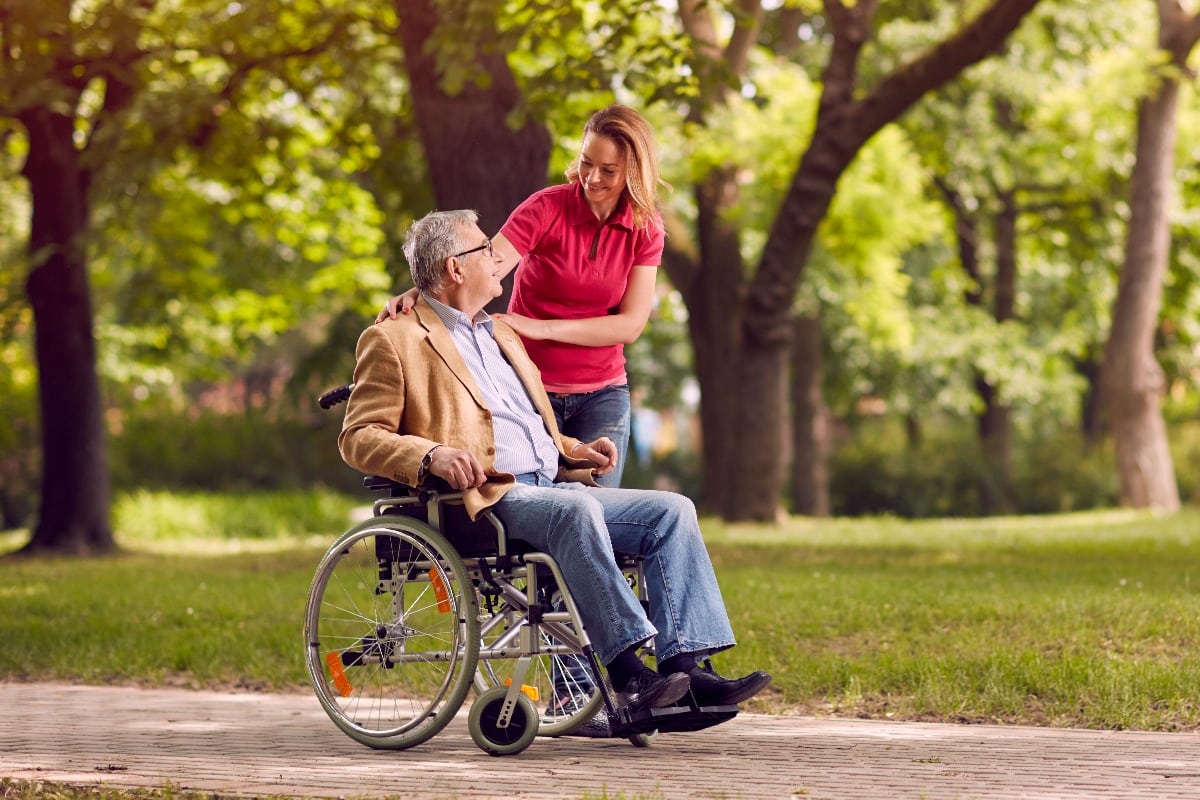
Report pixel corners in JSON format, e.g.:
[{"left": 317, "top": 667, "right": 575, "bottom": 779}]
[
  {"left": 1170, "top": 419, "right": 1200, "bottom": 504},
  {"left": 828, "top": 419, "right": 986, "bottom": 517},
  {"left": 108, "top": 409, "right": 361, "bottom": 495},
  {"left": 828, "top": 417, "right": 1122, "bottom": 518}
]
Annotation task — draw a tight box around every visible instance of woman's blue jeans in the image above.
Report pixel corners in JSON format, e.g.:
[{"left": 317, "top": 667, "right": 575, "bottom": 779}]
[
  {"left": 494, "top": 475, "right": 735, "bottom": 668},
  {"left": 548, "top": 384, "right": 630, "bottom": 489}
]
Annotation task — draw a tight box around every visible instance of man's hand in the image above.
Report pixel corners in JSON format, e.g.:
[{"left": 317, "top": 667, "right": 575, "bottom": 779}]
[
  {"left": 428, "top": 446, "right": 488, "bottom": 489},
  {"left": 571, "top": 437, "right": 618, "bottom": 476}
]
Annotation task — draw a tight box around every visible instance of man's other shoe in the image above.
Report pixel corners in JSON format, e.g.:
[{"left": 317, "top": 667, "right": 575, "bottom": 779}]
[
  {"left": 616, "top": 668, "right": 690, "bottom": 714},
  {"left": 545, "top": 692, "right": 612, "bottom": 738},
  {"left": 688, "top": 665, "right": 772, "bottom": 706},
  {"left": 568, "top": 708, "right": 612, "bottom": 737}
]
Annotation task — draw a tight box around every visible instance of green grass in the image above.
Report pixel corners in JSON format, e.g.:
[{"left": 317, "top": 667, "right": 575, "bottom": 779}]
[
  {"left": 2, "top": 492, "right": 1198, "bottom": 731},
  {"left": 703, "top": 509, "right": 1200, "bottom": 730}
]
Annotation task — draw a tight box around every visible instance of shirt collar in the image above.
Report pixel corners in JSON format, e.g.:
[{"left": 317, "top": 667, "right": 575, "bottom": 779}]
[
  {"left": 565, "top": 182, "right": 634, "bottom": 231},
  {"left": 421, "top": 293, "right": 492, "bottom": 331}
]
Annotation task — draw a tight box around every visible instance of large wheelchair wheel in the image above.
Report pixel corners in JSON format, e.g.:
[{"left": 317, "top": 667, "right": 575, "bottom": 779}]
[
  {"left": 304, "top": 518, "right": 479, "bottom": 750},
  {"left": 474, "top": 583, "right": 604, "bottom": 737}
]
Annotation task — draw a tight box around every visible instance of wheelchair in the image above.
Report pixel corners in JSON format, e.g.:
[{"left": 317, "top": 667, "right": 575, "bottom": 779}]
[{"left": 303, "top": 384, "right": 738, "bottom": 756}]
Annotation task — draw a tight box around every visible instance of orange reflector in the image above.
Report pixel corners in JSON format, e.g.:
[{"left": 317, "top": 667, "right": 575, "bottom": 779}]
[
  {"left": 326, "top": 652, "right": 353, "bottom": 697},
  {"left": 502, "top": 678, "right": 540, "bottom": 702},
  {"left": 429, "top": 569, "right": 451, "bottom": 612}
]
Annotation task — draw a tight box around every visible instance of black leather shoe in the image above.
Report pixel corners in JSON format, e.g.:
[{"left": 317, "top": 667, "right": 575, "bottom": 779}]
[
  {"left": 687, "top": 665, "right": 772, "bottom": 706},
  {"left": 616, "top": 668, "right": 691, "bottom": 714}
]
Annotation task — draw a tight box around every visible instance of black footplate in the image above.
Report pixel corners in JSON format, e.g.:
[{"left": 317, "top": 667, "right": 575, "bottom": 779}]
[{"left": 613, "top": 702, "right": 739, "bottom": 735}]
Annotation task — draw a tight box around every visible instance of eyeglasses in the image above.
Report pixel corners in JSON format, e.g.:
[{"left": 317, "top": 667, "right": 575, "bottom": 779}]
[{"left": 451, "top": 239, "right": 493, "bottom": 260}]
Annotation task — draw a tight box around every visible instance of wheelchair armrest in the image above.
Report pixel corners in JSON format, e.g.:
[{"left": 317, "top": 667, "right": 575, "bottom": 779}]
[
  {"left": 363, "top": 475, "right": 408, "bottom": 493},
  {"left": 363, "top": 474, "right": 457, "bottom": 495}
]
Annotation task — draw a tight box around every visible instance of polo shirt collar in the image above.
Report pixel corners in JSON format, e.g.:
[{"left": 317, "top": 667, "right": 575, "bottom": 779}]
[{"left": 565, "top": 182, "right": 634, "bottom": 231}]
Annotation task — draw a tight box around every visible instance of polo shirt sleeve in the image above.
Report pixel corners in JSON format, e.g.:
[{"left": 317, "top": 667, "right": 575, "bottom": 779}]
[
  {"left": 635, "top": 213, "right": 666, "bottom": 266},
  {"left": 500, "top": 189, "right": 556, "bottom": 256}
]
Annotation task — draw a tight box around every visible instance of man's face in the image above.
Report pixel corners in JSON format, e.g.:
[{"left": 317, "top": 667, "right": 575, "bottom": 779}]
[{"left": 453, "top": 223, "right": 503, "bottom": 306}]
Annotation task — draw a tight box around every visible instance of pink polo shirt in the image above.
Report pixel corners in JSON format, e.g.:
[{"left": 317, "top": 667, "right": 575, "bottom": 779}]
[{"left": 501, "top": 183, "right": 665, "bottom": 393}]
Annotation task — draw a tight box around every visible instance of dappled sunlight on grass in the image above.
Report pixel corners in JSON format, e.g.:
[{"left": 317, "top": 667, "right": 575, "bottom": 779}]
[
  {"left": 701, "top": 507, "right": 1196, "bottom": 550},
  {"left": 127, "top": 533, "right": 335, "bottom": 556}
]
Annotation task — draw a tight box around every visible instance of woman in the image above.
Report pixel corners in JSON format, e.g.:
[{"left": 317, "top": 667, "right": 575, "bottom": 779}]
[{"left": 382, "top": 104, "right": 666, "bottom": 489}]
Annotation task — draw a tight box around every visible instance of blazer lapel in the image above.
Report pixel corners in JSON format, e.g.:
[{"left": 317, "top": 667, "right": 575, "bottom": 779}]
[
  {"left": 493, "top": 323, "right": 564, "bottom": 444},
  {"left": 414, "top": 301, "right": 489, "bottom": 410}
]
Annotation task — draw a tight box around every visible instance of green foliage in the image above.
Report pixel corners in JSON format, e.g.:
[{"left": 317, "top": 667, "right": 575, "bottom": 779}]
[
  {"left": 0, "top": 365, "right": 38, "bottom": 530},
  {"left": 867, "top": 0, "right": 1176, "bottom": 479},
  {"left": 625, "top": 289, "right": 693, "bottom": 411},
  {"left": 1, "top": 0, "right": 1198, "bottom": 534},
  {"left": 495, "top": 0, "right": 697, "bottom": 116},
  {"left": 0, "top": 124, "right": 36, "bottom": 529},
  {"left": 829, "top": 416, "right": 1119, "bottom": 517}
]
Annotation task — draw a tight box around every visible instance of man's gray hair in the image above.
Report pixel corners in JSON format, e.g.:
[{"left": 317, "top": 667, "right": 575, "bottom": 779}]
[{"left": 403, "top": 209, "right": 479, "bottom": 293}]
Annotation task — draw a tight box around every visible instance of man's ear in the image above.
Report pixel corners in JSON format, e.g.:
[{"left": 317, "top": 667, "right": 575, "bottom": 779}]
[{"left": 445, "top": 257, "right": 464, "bottom": 285}]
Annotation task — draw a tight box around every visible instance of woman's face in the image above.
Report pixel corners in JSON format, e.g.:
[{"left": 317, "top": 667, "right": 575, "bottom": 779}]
[{"left": 577, "top": 132, "right": 627, "bottom": 205}]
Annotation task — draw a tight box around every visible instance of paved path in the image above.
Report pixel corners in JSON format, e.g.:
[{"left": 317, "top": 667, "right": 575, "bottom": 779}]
[{"left": 2, "top": 682, "right": 1198, "bottom": 799}]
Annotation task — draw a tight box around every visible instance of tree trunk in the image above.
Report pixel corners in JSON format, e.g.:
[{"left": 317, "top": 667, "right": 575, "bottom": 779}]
[
  {"left": 938, "top": 178, "right": 1016, "bottom": 513},
  {"left": 668, "top": 0, "right": 763, "bottom": 516},
  {"left": 679, "top": 166, "right": 751, "bottom": 516},
  {"left": 18, "top": 107, "right": 115, "bottom": 555},
  {"left": 979, "top": 191, "right": 1017, "bottom": 514},
  {"left": 1100, "top": 7, "right": 1194, "bottom": 511},
  {"left": 1076, "top": 357, "right": 1104, "bottom": 446},
  {"left": 790, "top": 313, "right": 830, "bottom": 516},
  {"left": 395, "top": 0, "right": 553, "bottom": 312}
]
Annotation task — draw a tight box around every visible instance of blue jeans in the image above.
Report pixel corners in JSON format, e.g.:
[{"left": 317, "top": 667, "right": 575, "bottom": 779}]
[
  {"left": 548, "top": 384, "right": 630, "bottom": 489},
  {"left": 495, "top": 476, "right": 735, "bottom": 666}
]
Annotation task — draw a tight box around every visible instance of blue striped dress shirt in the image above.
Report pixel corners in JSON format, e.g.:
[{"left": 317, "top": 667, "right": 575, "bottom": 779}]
[{"left": 422, "top": 295, "right": 559, "bottom": 481}]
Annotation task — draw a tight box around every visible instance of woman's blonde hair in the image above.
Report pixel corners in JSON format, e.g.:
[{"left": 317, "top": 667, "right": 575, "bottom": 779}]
[{"left": 565, "top": 104, "right": 668, "bottom": 231}]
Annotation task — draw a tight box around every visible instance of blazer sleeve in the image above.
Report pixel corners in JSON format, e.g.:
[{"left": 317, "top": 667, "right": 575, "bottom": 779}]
[{"left": 338, "top": 324, "right": 440, "bottom": 486}]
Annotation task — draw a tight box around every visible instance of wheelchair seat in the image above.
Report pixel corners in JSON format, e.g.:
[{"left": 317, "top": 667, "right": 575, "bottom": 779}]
[{"left": 361, "top": 474, "right": 539, "bottom": 558}]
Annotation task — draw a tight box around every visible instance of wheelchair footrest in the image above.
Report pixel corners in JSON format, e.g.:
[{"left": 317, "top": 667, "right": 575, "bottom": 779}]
[{"left": 615, "top": 703, "right": 739, "bottom": 735}]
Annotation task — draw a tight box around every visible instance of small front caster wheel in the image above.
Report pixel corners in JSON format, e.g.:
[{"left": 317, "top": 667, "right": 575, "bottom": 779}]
[{"left": 468, "top": 687, "right": 540, "bottom": 756}]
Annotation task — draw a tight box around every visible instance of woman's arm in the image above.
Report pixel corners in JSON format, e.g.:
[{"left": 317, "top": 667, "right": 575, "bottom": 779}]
[{"left": 493, "top": 264, "right": 657, "bottom": 346}]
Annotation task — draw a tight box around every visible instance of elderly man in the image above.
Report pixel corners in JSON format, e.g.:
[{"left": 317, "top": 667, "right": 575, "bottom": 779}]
[{"left": 339, "top": 209, "right": 770, "bottom": 718}]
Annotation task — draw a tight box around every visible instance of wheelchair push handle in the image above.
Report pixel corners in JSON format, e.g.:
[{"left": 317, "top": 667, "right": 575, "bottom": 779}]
[{"left": 319, "top": 383, "right": 354, "bottom": 409}]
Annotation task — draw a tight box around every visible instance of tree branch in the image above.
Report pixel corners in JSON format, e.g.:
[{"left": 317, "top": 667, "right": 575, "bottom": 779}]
[
  {"left": 853, "top": 0, "right": 1041, "bottom": 140},
  {"left": 724, "top": 0, "right": 764, "bottom": 77}
]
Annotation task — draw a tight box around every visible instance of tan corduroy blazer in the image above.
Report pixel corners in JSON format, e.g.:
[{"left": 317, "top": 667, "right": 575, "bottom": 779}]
[{"left": 338, "top": 297, "right": 596, "bottom": 520}]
